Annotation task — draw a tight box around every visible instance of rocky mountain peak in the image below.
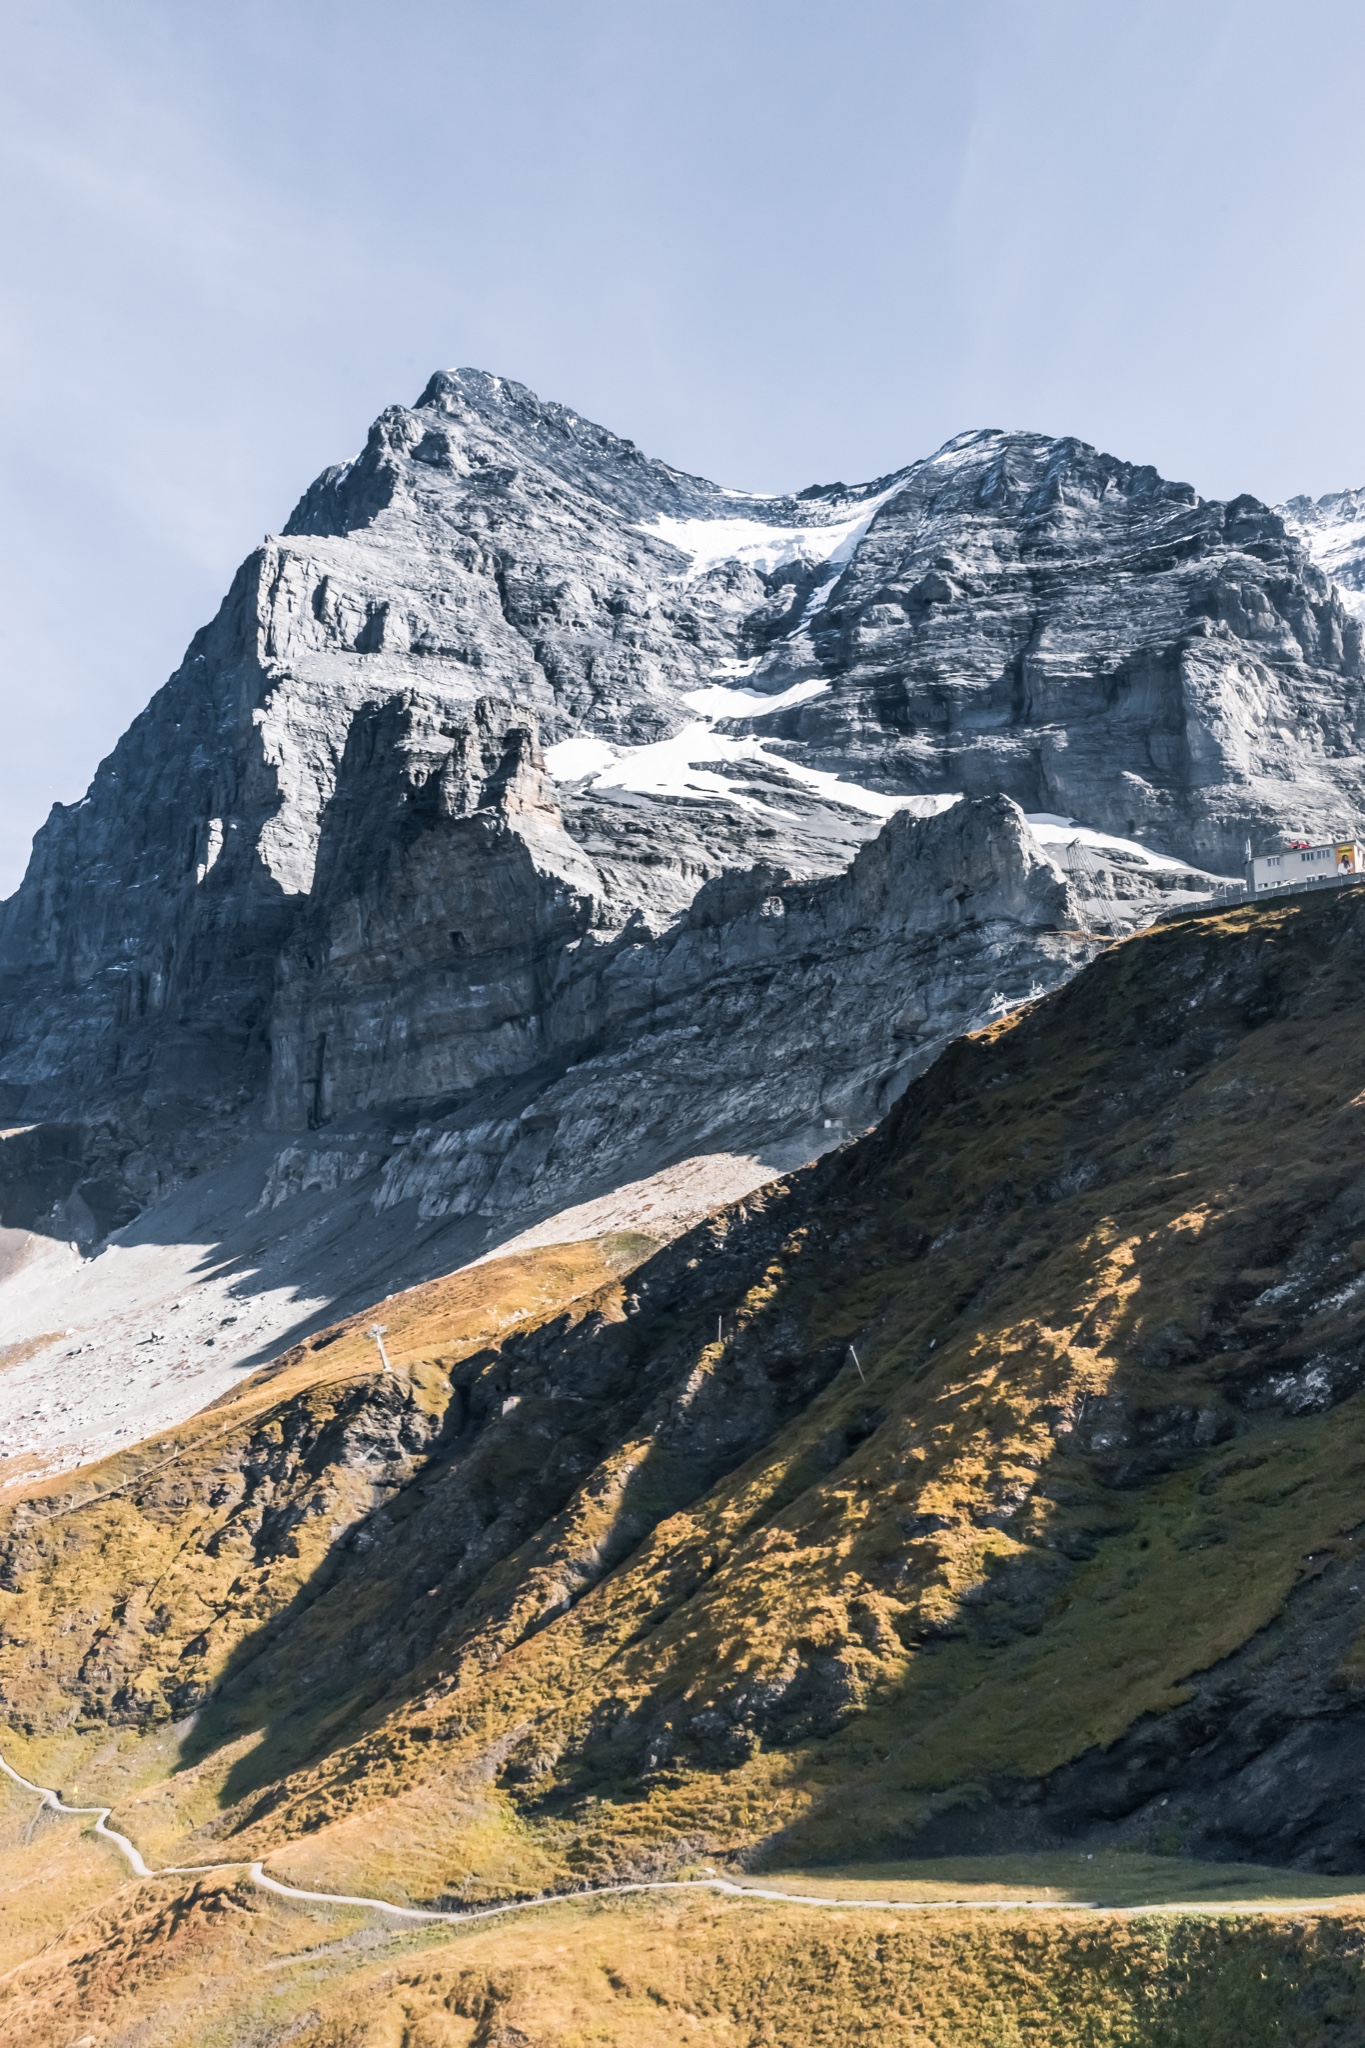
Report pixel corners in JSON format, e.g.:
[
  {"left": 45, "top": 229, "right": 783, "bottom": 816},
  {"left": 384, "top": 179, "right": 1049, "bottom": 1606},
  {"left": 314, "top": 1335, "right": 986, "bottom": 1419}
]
[
  {"left": 409, "top": 365, "right": 729, "bottom": 521},
  {"left": 3, "top": 371, "right": 1365, "bottom": 1404}
]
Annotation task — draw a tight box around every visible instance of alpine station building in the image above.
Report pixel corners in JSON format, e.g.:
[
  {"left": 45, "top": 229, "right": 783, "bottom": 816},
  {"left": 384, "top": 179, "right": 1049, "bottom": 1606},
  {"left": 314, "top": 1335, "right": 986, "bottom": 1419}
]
[{"left": 1246, "top": 838, "right": 1365, "bottom": 897}]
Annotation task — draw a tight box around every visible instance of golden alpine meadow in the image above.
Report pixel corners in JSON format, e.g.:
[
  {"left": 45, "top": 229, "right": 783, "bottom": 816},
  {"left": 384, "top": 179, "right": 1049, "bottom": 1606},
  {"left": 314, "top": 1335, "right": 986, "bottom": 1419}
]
[{"left": 10, "top": 890, "right": 1365, "bottom": 2038}]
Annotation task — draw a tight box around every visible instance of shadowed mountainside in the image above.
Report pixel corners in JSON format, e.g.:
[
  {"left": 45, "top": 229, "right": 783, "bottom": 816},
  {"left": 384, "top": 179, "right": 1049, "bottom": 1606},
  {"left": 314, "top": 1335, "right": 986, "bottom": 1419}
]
[{"left": 7, "top": 888, "right": 1365, "bottom": 1913}]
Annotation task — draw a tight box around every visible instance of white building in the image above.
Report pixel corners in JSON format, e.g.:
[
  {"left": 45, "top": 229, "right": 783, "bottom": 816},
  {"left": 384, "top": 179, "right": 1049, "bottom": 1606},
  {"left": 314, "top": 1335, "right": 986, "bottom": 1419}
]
[{"left": 1247, "top": 838, "right": 1365, "bottom": 895}]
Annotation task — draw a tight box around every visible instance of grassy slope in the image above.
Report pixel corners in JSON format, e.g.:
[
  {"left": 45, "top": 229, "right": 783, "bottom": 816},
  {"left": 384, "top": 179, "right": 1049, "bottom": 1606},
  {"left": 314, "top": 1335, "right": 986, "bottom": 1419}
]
[
  {"left": 190, "top": 887, "right": 1365, "bottom": 1900},
  {"left": 0, "top": 1234, "right": 655, "bottom": 1815},
  {"left": 8, "top": 1878, "right": 1365, "bottom": 2048},
  {"left": 9, "top": 893, "right": 1365, "bottom": 2034}
]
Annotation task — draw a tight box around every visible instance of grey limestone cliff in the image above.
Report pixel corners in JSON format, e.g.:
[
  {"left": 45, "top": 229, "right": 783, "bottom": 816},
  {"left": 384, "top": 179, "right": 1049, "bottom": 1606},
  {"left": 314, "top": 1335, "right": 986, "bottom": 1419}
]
[
  {"left": 266, "top": 789, "right": 1099, "bottom": 1238},
  {"left": 775, "top": 439, "right": 1365, "bottom": 873},
  {"left": 2, "top": 369, "right": 1362, "bottom": 1275}
]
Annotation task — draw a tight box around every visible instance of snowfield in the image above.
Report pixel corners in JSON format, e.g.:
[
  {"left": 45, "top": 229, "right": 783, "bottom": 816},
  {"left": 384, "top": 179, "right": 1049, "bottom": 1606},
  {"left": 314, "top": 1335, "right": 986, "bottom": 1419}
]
[{"left": 640, "top": 476, "right": 909, "bottom": 582}]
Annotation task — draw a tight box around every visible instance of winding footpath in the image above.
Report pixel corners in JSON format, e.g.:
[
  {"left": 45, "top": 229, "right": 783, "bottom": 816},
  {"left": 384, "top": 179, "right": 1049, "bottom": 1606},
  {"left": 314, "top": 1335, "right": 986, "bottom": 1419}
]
[{"left": 1, "top": 1753, "right": 1358, "bottom": 1926}]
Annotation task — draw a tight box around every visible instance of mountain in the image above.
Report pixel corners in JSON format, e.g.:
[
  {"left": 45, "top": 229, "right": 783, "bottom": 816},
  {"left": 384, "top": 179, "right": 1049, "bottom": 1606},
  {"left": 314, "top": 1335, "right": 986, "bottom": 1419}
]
[
  {"left": 4, "top": 373, "right": 1364, "bottom": 1481},
  {"left": 9, "top": 369, "right": 1365, "bottom": 2036},
  {"left": 8, "top": 886, "right": 1365, "bottom": 2044},
  {"left": 7, "top": 884, "right": 1365, "bottom": 1869}
]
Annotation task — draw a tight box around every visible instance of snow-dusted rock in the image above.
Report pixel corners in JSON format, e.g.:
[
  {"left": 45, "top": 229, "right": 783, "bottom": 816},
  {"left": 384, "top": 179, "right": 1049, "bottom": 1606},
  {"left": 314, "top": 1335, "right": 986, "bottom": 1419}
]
[
  {"left": 768, "top": 434, "right": 1365, "bottom": 874},
  {"left": 1282, "top": 486, "right": 1365, "bottom": 626}
]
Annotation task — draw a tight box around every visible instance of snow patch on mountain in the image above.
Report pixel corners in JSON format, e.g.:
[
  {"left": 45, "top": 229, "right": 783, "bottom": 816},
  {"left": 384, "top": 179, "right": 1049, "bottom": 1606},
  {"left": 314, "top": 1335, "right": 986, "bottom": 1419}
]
[
  {"left": 546, "top": 671, "right": 938, "bottom": 821},
  {"left": 680, "top": 678, "right": 830, "bottom": 720},
  {"left": 549, "top": 719, "right": 922, "bottom": 819},
  {"left": 541, "top": 734, "right": 619, "bottom": 780},
  {"left": 1024, "top": 814, "right": 1217, "bottom": 875},
  {"left": 1281, "top": 487, "right": 1365, "bottom": 621},
  {"left": 642, "top": 478, "right": 908, "bottom": 582}
]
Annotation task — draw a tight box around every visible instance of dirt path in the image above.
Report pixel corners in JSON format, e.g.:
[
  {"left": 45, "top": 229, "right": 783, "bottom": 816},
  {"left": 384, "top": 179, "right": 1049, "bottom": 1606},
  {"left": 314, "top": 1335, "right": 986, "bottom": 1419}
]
[{"left": 2, "top": 1752, "right": 1357, "bottom": 1925}]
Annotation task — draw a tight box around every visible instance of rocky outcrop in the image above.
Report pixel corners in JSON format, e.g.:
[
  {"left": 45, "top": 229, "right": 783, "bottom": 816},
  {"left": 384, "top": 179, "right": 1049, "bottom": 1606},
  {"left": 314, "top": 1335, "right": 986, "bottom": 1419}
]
[
  {"left": 266, "top": 695, "right": 601, "bottom": 1128},
  {"left": 349, "top": 790, "right": 1096, "bottom": 1232},
  {"left": 250, "top": 775, "right": 1098, "bottom": 1224},
  {"left": 971, "top": 1550, "right": 1365, "bottom": 1874},
  {"left": 1283, "top": 486, "right": 1365, "bottom": 623}
]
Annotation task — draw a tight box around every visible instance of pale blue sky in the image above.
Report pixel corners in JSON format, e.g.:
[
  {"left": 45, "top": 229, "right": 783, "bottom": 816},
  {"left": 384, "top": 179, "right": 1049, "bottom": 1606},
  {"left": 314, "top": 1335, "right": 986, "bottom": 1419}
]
[{"left": 4, "top": 0, "right": 1365, "bottom": 893}]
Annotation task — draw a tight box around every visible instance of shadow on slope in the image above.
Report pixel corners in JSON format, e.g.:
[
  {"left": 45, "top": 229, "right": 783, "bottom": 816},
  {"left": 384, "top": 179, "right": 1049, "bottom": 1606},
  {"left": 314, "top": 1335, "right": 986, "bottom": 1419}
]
[
  {"left": 188, "top": 888, "right": 1365, "bottom": 1891},
  {"left": 13, "top": 890, "right": 1365, "bottom": 1897}
]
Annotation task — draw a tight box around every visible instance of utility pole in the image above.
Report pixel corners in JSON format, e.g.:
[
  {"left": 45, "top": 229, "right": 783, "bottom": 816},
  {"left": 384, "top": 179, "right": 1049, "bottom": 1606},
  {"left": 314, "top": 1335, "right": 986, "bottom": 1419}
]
[
  {"left": 849, "top": 1344, "right": 866, "bottom": 1384},
  {"left": 368, "top": 1323, "right": 392, "bottom": 1373}
]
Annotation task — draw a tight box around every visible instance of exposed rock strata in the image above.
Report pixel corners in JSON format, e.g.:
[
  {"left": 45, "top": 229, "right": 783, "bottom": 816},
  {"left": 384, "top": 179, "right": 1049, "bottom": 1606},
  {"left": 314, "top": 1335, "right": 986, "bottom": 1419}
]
[
  {"left": 343, "top": 789, "right": 1096, "bottom": 1230},
  {"left": 774, "top": 441, "right": 1365, "bottom": 872}
]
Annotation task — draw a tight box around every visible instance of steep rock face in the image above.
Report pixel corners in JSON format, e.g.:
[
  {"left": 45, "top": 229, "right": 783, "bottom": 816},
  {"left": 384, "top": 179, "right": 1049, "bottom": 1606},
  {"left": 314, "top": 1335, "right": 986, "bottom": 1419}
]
[
  {"left": 0, "top": 369, "right": 1360, "bottom": 1247},
  {"left": 258, "top": 784, "right": 1096, "bottom": 1219},
  {"left": 1283, "top": 486, "right": 1365, "bottom": 629},
  {"left": 251, "top": 694, "right": 1101, "bottom": 1197},
  {"left": 348, "top": 791, "right": 1096, "bottom": 1232},
  {"left": 266, "top": 695, "right": 600, "bottom": 1127},
  {"left": 0, "top": 370, "right": 902, "bottom": 1173},
  {"left": 757, "top": 434, "right": 1365, "bottom": 870},
  {"left": 0, "top": 550, "right": 299, "bottom": 1174}
]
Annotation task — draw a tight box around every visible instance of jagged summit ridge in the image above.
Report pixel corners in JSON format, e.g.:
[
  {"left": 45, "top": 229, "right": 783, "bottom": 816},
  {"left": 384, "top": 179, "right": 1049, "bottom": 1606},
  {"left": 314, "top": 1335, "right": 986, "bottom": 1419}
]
[{"left": 283, "top": 364, "right": 921, "bottom": 546}]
